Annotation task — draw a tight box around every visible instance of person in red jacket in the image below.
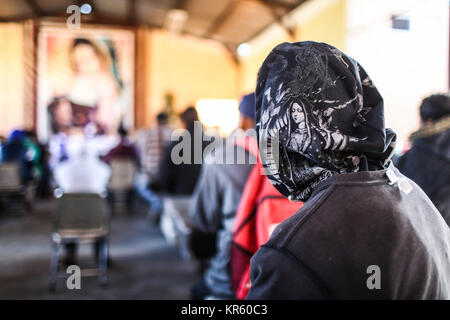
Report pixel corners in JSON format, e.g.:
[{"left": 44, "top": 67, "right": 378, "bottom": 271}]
[{"left": 231, "top": 160, "right": 303, "bottom": 299}]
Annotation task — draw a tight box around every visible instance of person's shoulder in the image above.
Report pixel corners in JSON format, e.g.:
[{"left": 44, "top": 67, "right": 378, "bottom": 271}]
[
  {"left": 265, "top": 187, "right": 332, "bottom": 248},
  {"left": 264, "top": 179, "right": 387, "bottom": 247},
  {"left": 268, "top": 172, "right": 443, "bottom": 247}
]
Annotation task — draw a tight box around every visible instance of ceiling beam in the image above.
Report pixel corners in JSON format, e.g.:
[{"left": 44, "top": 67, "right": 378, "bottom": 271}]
[
  {"left": 204, "top": 0, "right": 239, "bottom": 38},
  {"left": 0, "top": 8, "right": 62, "bottom": 23},
  {"left": 127, "top": 0, "right": 137, "bottom": 25},
  {"left": 174, "top": 0, "right": 189, "bottom": 10},
  {"left": 0, "top": 15, "right": 35, "bottom": 23},
  {"left": 258, "top": 0, "right": 295, "bottom": 39},
  {"left": 251, "top": 0, "right": 298, "bottom": 10},
  {"left": 24, "top": 0, "right": 44, "bottom": 17},
  {"left": 222, "top": 42, "right": 240, "bottom": 65},
  {"left": 49, "top": 15, "right": 161, "bottom": 30},
  {"left": 82, "top": 13, "right": 138, "bottom": 27},
  {"left": 243, "top": 0, "right": 306, "bottom": 43}
]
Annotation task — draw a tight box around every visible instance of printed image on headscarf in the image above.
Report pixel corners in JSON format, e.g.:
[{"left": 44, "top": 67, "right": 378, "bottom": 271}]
[
  {"left": 256, "top": 42, "right": 396, "bottom": 201},
  {"left": 37, "top": 26, "right": 134, "bottom": 141},
  {"left": 289, "top": 102, "right": 311, "bottom": 153}
]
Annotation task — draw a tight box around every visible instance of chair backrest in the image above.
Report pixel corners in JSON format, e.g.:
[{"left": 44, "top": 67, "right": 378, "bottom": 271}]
[
  {"left": 54, "top": 192, "right": 109, "bottom": 235},
  {"left": 109, "top": 159, "right": 137, "bottom": 190},
  {"left": 0, "top": 162, "right": 22, "bottom": 191}
]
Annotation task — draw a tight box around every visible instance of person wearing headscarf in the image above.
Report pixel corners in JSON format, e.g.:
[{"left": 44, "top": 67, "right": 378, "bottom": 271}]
[
  {"left": 247, "top": 42, "right": 450, "bottom": 299},
  {"left": 396, "top": 94, "right": 450, "bottom": 226}
]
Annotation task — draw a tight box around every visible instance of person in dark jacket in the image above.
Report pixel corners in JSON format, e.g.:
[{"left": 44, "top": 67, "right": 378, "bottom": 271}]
[
  {"left": 189, "top": 93, "right": 257, "bottom": 300},
  {"left": 1, "top": 130, "right": 26, "bottom": 162},
  {"left": 395, "top": 94, "right": 450, "bottom": 226},
  {"left": 247, "top": 41, "right": 450, "bottom": 300},
  {"left": 154, "top": 107, "right": 210, "bottom": 195}
]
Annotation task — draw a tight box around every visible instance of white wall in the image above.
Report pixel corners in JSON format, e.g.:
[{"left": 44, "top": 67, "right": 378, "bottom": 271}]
[{"left": 345, "top": 0, "right": 449, "bottom": 148}]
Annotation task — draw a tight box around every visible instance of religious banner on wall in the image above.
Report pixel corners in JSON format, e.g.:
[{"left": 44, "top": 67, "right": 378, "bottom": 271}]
[{"left": 37, "top": 24, "right": 135, "bottom": 141}]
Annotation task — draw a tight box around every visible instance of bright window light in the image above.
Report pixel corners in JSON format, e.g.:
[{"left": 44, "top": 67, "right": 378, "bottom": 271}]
[
  {"left": 196, "top": 99, "right": 239, "bottom": 136},
  {"left": 237, "top": 43, "right": 252, "bottom": 57}
]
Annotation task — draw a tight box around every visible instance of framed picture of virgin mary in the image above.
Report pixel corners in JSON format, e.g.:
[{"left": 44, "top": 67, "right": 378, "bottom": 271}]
[{"left": 37, "top": 24, "right": 135, "bottom": 141}]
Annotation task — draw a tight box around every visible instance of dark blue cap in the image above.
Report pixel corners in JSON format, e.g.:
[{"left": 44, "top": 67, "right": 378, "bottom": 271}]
[
  {"left": 238, "top": 92, "right": 256, "bottom": 120},
  {"left": 9, "top": 130, "right": 24, "bottom": 141}
]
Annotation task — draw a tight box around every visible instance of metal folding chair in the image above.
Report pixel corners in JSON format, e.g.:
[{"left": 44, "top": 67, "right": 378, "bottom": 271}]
[
  {"left": 0, "top": 162, "right": 29, "bottom": 213},
  {"left": 109, "top": 159, "right": 137, "bottom": 191},
  {"left": 108, "top": 159, "right": 137, "bottom": 212},
  {"left": 49, "top": 191, "right": 110, "bottom": 292}
]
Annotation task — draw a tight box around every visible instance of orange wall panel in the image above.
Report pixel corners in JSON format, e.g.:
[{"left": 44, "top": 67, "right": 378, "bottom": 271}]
[{"left": 146, "top": 30, "right": 239, "bottom": 127}]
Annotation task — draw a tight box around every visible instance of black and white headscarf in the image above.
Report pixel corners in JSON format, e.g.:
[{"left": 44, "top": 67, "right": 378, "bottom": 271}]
[{"left": 256, "top": 42, "right": 396, "bottom": 201}]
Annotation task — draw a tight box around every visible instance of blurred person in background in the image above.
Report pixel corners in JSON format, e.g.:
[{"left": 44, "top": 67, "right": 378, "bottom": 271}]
[
  {"left": 136, "top": 112, "right": 172, "bottom": 182},
  {"left": 135, "top": 112, "right": 172, "bottom": 217},
  {"left": 22, "top": 130, "right": 43, "bottom": 184},
  {"left": 36, "top": 142, "right": 52, "bottom": 198},
  {"left": 53, "top": 147, "right": 111, "bottom": 195},
  {"left": 1, "top": 130, "right": 32, "bottom": 184},
  {"left": 247, "top": 42, "right": 450, "bottom": 299},
  {"left": 153, "top": 106, "right": 210, "bottom": 195},
  {"left": 48, "top": 131, "right": 70, "bottom": 169},
  {"left": 101, "top": 125, "right": 139, "bottom": 211},
  {"left": 0, "top": 135, "right": 5, "bottom": 162},
  {"left": 101, "top": 125, "right": 139, "bottom": 166},
  {"left": 20, "top": 130, "right": 53, "bottom": 198},
  {"left": 1, "top": 130, "right": 26, "bottom": 163},
  {"left": 189, "top": 93, "right": 257, "bottom": 300},
  {"left": 396, "top": 93, "right": 450, "bottom": 226}
]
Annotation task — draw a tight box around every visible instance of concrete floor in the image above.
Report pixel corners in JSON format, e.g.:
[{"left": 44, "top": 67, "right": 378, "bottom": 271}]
[{"left": 0, "top": 198, "right": 201, "bottom": 299}]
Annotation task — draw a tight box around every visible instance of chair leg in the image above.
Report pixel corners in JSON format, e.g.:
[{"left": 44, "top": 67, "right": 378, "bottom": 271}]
[
  {"left": 49, "top": 243, "right": 60, "bottom": 293},
  {"left": 98, "top": 240, "right": 108, "bottom": 287}
]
